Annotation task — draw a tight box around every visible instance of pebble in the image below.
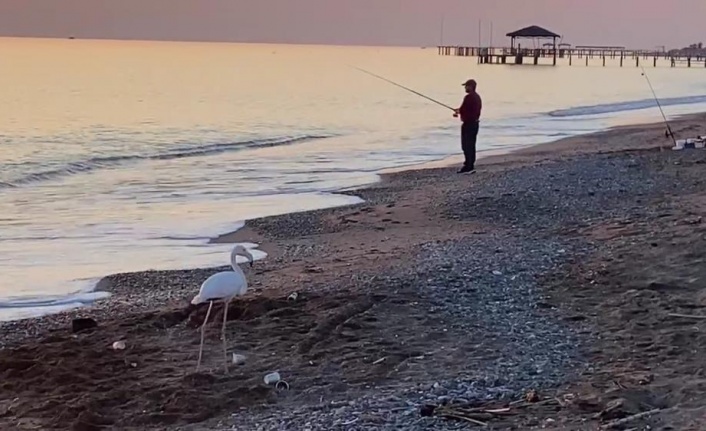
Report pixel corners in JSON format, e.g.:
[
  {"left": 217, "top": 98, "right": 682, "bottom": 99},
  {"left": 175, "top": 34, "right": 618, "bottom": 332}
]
[
  {"left": 232, "top": 353, "right": 246, "bottom": 365},
  {"left": 111, "top": 341, "right": 126, "bottom": 350}
]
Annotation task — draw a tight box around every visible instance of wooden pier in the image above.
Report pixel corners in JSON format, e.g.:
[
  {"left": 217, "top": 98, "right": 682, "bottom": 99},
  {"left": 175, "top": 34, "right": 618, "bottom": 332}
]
[
  {"left": 437, "top": 25, "right": 706, "bottom": 68},
  {"left": 437, "top": 45, "right": 706, "bottom": 68}
]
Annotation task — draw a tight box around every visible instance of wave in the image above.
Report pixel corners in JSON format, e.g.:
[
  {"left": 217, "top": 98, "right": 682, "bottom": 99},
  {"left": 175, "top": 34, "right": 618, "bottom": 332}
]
[
  {"left": 548, "top": 94, "right": 706, "bottom": 117},
  {"left": 0, "top": 291, "right": 111, "bottom": 309},
  {"left": 0, "top": 134, "right": 332, "bottom": 189}
]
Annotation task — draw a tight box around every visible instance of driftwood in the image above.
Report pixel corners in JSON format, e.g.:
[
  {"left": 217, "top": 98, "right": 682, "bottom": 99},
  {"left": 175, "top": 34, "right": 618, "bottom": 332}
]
[
  {"left": 668, "top": 313, "right": 706, "bottom": 320},
  {"left": 436, "top": 390, "right": 672, "bottom": 429},
  {"left": 436, "top": 395, "right": 559, "bottom": 426},
  {"left": 600, "top": 408, "right": 667, "bottom": 429}
]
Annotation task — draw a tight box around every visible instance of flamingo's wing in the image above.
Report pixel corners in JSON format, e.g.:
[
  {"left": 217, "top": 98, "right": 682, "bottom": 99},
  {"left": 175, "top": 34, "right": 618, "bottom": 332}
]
[{"left": 192, "top": 271, "right": 248, "bottom": 304}]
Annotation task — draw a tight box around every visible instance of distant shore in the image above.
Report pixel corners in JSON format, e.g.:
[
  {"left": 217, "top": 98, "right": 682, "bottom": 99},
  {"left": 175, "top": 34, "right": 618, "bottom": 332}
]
[{"left": 2, "top": 112, "right": 706, "bottom": 430}]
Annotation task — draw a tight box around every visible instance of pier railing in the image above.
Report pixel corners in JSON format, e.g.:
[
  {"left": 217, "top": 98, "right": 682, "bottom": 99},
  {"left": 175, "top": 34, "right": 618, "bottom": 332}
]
[{"left": 437, "top": 45, "right": 706, "bottom": 67}]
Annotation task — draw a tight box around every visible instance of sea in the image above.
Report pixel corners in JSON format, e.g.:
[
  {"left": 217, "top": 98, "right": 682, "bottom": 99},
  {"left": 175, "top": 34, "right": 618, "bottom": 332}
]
[{"left": 2, "top": 37, "right": 706, "bottom": 321}]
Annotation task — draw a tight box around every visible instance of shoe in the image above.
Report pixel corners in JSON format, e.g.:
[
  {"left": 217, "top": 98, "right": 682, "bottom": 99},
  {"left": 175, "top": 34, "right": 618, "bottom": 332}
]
[{"left": 457, "top": 166, "right": 476, "bottom": 174}]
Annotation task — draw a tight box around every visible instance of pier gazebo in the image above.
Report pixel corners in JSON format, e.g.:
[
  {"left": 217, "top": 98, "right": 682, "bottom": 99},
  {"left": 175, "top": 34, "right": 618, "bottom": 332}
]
[{"left": 506, "top": 25, "right": 561, "bottom": 65}]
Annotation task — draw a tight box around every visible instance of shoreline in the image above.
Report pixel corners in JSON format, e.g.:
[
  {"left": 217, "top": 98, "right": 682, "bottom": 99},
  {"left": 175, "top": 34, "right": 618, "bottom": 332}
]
[
  {"left": 0, "top": 111, "right": 698, "bottom": 323},
  {"left": 3, "top": 112, "right": 706, "bottom": 430},
  {"left": 211, "top": 111, "right": 699, "bottom": 246},
  {"left": 388, "top": 108, "right": 706, "bottom": 174}
]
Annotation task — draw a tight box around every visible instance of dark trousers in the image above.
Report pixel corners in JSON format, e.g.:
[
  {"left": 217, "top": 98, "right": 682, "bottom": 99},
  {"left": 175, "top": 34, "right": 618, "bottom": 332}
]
[{"left": 461, "top": 121, "right": 479, "bottom": 169}]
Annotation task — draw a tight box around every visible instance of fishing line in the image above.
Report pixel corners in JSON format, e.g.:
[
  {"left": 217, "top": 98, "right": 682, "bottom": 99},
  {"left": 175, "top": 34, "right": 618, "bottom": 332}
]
[{"left": 349, "top": 65, "right": 456, "bottom": 112}]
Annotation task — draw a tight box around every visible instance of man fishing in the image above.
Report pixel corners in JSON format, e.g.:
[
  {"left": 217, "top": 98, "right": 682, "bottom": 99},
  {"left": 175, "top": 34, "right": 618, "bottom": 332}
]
[
  {"left": 453, "top": 79, "right": 482, "bottom": 174},
  {"left": 351, "top": 67, "right": 483, "bottom": 172}
]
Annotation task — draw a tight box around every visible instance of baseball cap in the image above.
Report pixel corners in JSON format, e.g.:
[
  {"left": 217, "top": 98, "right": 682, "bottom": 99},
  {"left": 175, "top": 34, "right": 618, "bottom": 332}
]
[{"left": 462, "top": 79, "right": 477, "bottom": 87}]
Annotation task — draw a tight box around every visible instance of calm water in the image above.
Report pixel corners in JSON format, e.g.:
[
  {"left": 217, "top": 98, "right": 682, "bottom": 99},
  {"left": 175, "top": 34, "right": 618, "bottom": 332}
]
[{"left": 2, "top": 38, "right": 706, "bottom": 320}]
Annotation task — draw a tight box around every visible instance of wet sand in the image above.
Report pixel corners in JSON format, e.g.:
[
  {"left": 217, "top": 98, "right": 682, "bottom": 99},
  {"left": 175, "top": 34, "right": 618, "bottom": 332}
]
[{"left": 2, "top": 113, "right": 706, "bottom": 430}]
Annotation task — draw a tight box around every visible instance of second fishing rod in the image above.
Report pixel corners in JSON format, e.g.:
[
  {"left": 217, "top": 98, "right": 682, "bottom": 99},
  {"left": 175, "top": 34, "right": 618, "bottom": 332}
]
[{"left": 641, "top": 66, "right": 677, "bottom": 148}]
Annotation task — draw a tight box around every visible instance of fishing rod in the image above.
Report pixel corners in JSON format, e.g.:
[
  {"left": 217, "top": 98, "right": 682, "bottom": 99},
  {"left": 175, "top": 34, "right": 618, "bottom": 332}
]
[
  {"left": 640, "top": 66, "right": 677, "bottom": 148},
  {"left": 350, "top": 65, "right": 456, "bottom": 112}
]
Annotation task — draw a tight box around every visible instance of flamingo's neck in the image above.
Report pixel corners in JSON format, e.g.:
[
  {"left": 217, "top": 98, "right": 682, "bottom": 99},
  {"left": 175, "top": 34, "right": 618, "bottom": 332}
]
[{"left": 230, "top": 251, "right": 245, "bottom": 276}]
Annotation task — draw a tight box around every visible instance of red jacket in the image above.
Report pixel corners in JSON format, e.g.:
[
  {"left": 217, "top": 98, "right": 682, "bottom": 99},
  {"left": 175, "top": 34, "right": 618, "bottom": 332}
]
[{"left": 459, "top": 92, "right": 482, "bottom": 123}]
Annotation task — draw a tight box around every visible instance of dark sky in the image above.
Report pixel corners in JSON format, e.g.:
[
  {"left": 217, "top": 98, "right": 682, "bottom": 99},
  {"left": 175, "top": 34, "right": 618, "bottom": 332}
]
[{"left": 0, "top": 0, "right": 703, "bottom": 49}]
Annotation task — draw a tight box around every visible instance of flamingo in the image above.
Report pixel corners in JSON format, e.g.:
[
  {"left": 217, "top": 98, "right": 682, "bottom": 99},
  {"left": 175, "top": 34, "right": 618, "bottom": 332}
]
[{"left": 192, "top": 244, "right": 253, "bottom": 372}]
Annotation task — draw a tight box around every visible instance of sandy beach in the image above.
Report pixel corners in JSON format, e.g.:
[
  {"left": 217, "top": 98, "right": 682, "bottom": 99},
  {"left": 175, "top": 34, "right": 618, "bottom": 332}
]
[{"left": 3, "top": 113, "right": 706, "bottom": 430}]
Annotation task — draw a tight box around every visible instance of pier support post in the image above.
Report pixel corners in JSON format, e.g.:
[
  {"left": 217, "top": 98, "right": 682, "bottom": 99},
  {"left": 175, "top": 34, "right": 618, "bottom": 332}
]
[
  {"left": 653, "top": 57, "right": 657, "bottom": 67},
  {"left": 586, "top": 55, "right": 589, "bottom": 66},
  {"left": 636, "top": 56, "right": 639, "bottom": 67},
  {"left": 620, "top": 52, "right": 623, "bottom": 67},
  {"left": 688, "top": 57, "right": 692, "bottom": 67},
  {"left": 602, "top": 53, "right": 606, "bottom": 67}
]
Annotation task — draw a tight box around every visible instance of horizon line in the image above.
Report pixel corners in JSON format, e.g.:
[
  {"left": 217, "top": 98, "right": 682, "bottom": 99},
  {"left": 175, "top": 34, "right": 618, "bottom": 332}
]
[
  {"left": 0, "top": 34, "right": 431, "bottom": 49},
  {"left": 0, "top": 34, "right": 672, "bottom": 51}
]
